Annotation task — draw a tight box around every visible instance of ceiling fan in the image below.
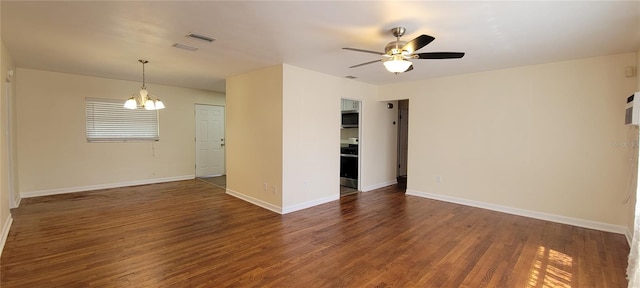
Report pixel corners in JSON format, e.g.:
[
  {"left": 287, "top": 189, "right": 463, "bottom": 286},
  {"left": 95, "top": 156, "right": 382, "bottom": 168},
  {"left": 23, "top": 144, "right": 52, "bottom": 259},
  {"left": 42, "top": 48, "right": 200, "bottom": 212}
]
[{"left": 343, "top": 26, "right": 465, "bottom": 74}]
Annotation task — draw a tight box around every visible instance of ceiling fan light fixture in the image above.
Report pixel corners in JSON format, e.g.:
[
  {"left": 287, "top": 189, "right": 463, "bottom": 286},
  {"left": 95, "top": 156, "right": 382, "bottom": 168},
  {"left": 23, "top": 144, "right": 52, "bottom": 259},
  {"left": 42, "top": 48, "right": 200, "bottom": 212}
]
[
  {"left": 383, "top": 56, "right": 412, "bottom": 73},
  {"left": 344, "top": 26, "right": 463, "bottom": 74}
]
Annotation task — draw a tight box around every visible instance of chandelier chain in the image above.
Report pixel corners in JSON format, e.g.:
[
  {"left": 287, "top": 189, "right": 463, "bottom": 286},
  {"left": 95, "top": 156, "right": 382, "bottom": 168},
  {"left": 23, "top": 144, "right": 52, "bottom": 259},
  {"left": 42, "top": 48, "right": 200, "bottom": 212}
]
[{"left": 139, "top": 59, "right": 148, "bottom": 89}]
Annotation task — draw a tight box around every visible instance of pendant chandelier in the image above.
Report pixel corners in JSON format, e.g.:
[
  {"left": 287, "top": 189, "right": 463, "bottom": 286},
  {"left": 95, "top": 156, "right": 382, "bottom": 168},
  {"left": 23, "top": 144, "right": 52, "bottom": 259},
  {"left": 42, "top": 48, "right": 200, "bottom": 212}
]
[{"left": 124, "top": 59, "right": 165, "bottom": 110}]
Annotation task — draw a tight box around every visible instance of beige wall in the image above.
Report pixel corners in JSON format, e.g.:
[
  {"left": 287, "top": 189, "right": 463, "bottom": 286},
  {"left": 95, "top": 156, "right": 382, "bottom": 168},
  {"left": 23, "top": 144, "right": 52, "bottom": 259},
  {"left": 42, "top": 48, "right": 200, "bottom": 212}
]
[
  {"left": 16, "top": 69, "right": 224, "bottom": 195},
  {"left": 360, "top": 98, "right": 398, "bottom": 191},
  {"left": 631, "top": 50, "right": 640, "bottom": 236},
  {"left": 227, "top": 64, "right": 396, "bottom": 212},
  {"left": 226, "top": 65, "right": 284, "bottom": 209},
  {"left": 379, "top": 53, "right": 637, "bottom": 227},
  {"left": 282, "top": 65, "right": 340, "bottom": 208},
  {"left": 9, "top": 49, "right": 635, "bottom": 234},
  {"left": 1, "top": 38, "right": 18, "bottom": 242}
]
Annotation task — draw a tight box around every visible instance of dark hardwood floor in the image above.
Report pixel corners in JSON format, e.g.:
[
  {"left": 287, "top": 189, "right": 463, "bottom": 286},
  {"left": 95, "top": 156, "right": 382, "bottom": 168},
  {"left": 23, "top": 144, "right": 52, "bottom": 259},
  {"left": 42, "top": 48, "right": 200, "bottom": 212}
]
[{"left": 1, "top": 180, "right": 629, "bottom": 287}]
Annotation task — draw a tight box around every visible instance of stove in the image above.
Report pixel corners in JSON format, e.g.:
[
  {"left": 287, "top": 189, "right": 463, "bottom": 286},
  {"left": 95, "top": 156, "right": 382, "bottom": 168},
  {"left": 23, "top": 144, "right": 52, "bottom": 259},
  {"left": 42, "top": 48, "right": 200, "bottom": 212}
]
[
  {"left": 340, "top": 144, "right": 358, "bottom": 188},
  {"left": 340, "top": 144, "right": 358, "bottom": 156}
]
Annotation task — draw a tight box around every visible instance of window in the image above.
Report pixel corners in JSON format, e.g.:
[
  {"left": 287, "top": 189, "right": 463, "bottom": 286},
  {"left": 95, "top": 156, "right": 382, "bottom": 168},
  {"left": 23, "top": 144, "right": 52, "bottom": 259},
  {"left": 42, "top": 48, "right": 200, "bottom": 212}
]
[{"left": 85, "top": 98, "right": 159, "bottom": 142}]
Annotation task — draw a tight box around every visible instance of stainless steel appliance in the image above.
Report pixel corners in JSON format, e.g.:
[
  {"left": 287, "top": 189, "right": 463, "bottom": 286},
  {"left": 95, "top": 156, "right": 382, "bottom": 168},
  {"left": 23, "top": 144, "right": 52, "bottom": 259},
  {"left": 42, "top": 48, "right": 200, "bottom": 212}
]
[
  {"left": 341, "top": 112, "right": 358, "bottom": 128},
  {"left": 340, "top": 144, "right": 358, "bottom": 188}
]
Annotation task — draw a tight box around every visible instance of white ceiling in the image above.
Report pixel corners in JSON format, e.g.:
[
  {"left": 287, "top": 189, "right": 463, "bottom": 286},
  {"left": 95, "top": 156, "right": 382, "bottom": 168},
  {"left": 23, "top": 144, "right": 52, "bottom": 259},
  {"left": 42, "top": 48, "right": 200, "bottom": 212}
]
[{"left": 2, "top": 1, "right": 639, "bottom": 93}]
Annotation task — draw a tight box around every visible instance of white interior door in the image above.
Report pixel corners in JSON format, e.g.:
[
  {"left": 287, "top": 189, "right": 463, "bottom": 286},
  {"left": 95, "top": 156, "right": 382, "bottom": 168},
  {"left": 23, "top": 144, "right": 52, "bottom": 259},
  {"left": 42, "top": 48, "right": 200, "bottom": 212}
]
[{"left": 195, "top": 105, "right": 225, "bottom": 177}]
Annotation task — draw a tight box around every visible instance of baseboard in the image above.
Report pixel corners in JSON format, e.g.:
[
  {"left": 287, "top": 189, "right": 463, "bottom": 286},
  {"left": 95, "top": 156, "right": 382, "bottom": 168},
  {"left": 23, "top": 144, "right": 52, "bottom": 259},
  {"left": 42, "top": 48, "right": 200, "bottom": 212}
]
[
  {"left": 225, "top": 189, "right": 340, "bottom": 215},
  {"left": 362, "top": 179, "right": 397, "bottom": 192},
  {"left": 21, "top": 175, "right": 195, "bottom": 198},
  {"left": 626, "top": 228, "right": 633, "bottom": 246},
  {"left": 282, "top": 194, "right": 340, "bottom": 214},
  {"left": 406, "top": 189, "right": 628, "bottom": 235},
  {"left": 225, "top": 189, "right": 282, "bottom": 214},
  {"left": 12, "top": 196, "right": 21, "bottom": 208},
  {"left": 199, "top": 174, "right": 224, "bottom": 178},
  {"left": 1, "top": 214, "right": 13, "bottom": 256}
]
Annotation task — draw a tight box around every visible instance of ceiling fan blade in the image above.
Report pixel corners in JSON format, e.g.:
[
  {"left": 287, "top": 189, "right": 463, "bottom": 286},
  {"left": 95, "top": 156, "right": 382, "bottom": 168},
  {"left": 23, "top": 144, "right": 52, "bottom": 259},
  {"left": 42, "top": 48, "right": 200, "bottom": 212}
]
[
  {"left": 416, "top": 52, "right": 465, "bottom": 59},
  {"left": 349, "top": 59, "right": 381, "bottom": 68},
  {"left": 343, "top": 47, "right": 385, "bottom": 55},
  {"left": 402, "top": 35, "right": 435, "bottom": 53}
]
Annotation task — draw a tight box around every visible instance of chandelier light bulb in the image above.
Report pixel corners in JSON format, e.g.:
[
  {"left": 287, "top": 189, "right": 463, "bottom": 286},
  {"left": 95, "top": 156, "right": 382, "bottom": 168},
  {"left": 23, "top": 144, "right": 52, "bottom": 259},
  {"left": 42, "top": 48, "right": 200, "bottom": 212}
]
[
  {"left": 144, "top": 98, "right": 156, "bottom": 110},
  {"left": 155, "top": 99, "right": 165, "bottom": 110},
  {"left": 124, "top": 96, "right": 137, "bottom": 109}
]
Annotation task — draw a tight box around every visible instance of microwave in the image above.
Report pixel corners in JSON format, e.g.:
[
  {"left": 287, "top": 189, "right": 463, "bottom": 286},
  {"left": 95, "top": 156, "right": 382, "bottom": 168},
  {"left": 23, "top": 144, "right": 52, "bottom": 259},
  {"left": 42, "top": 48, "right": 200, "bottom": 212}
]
[
  {"left": 626, "top": 92, "right": 640, "bottom": 125},
  {"left": 342, "top": 112, "right": 359, "bottom": 127}
]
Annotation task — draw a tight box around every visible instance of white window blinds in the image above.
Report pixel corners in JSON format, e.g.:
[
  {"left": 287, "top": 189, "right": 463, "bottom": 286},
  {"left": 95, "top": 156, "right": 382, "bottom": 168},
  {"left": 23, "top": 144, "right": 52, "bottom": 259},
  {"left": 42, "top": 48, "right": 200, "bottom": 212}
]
[{"left": 85, "top": 98, "right": 159, "bottom": 142}]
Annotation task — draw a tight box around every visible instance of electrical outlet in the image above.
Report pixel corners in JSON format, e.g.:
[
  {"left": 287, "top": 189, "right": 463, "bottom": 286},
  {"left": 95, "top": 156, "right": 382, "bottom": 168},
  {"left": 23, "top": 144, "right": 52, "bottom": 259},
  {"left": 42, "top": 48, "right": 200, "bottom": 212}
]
[
  {"left": 263, "top": 183, "right": 268, "bottom": 191},
  {"left": 273, "top": 186, "right": 277, "bottom": 195},
  {"left": 436, "top": 176, "right": 442, "bottom": 183}
]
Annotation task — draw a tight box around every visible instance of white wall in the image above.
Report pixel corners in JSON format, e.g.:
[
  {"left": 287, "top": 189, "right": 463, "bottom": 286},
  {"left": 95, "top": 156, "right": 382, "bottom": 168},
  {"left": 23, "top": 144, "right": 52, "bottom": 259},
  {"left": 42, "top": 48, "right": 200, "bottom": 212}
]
[
  {"left": 282, "top": 65, "right": 340, "bottom": 209},
  {"left": 16, "top": 69, "right": 225, "bottom": 196},
  {"left": 379, "top": 53, "right": 637, "bottom": 230},
  {"left": 281, "top": 65, "right": 391, "bottom": 211}
]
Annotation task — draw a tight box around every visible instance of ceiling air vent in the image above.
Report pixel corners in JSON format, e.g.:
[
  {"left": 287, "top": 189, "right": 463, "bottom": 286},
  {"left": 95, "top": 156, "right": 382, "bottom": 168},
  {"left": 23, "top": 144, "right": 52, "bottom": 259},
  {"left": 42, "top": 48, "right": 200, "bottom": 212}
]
[
  {"left": 345, "top": 76, "right": 358, "bottom": 79},
  {"left": 186, "top": 32, "right": 215, "bottom": 43},
  {"left": 172, "top": 43, "right": 198, "bottom": 51},
  {"left": 172, "top": 43, "right": 199, "bottom": 51}
]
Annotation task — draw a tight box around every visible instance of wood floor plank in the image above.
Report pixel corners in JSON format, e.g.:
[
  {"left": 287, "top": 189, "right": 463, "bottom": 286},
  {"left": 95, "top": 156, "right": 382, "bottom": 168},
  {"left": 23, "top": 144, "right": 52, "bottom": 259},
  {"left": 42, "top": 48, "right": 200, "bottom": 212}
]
[{"left": 1, "top": 180, "right": 629, "bottom": 287}]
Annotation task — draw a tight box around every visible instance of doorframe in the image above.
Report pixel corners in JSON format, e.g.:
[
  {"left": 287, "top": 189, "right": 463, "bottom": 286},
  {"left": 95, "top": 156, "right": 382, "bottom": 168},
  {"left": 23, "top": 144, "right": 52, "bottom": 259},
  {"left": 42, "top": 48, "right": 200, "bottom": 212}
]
[
  {"left": 397, "top": 99, "right": 409, "bottom": 178},
  {"left": 340, "top": 97, "right": 362, "bottom": 191},
  {"left": 357, "top": 101, "right": 362, "bottom": 191},
  {"left": 194, "top": 104, "right": 226, "bottom": 177},
  {"left": 5, "top": 70, "right": 17, "bottom": 208}
]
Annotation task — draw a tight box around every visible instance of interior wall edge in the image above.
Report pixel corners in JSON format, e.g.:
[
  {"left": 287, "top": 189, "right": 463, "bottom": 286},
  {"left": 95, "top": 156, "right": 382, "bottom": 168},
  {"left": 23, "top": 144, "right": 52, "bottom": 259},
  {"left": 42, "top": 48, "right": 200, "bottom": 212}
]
[
  {"left": 225, "top": 188, "right": 282, "bottom": 214},
  {"left": 281, "top": 194, "right": 339, "bottom": 214},
  {"left": 406, "top": 189, "right": 628, "bottom": 236},
  {"left": 0, "top": 214, "right": 12, "bottom": 257}
]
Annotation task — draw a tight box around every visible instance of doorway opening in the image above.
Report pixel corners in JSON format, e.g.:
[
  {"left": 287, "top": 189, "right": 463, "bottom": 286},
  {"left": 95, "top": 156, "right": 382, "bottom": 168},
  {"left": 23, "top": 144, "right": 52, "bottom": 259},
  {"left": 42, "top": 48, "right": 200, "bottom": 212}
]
[
  {"left": 195, "top": 104, "right": 226, "bottom": 188},
  {"left": 397, "top": 99, "right": 409, "bottom": 190},
  {"left": 340, "top": 98, "right": 361, "bottom": 196}
]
